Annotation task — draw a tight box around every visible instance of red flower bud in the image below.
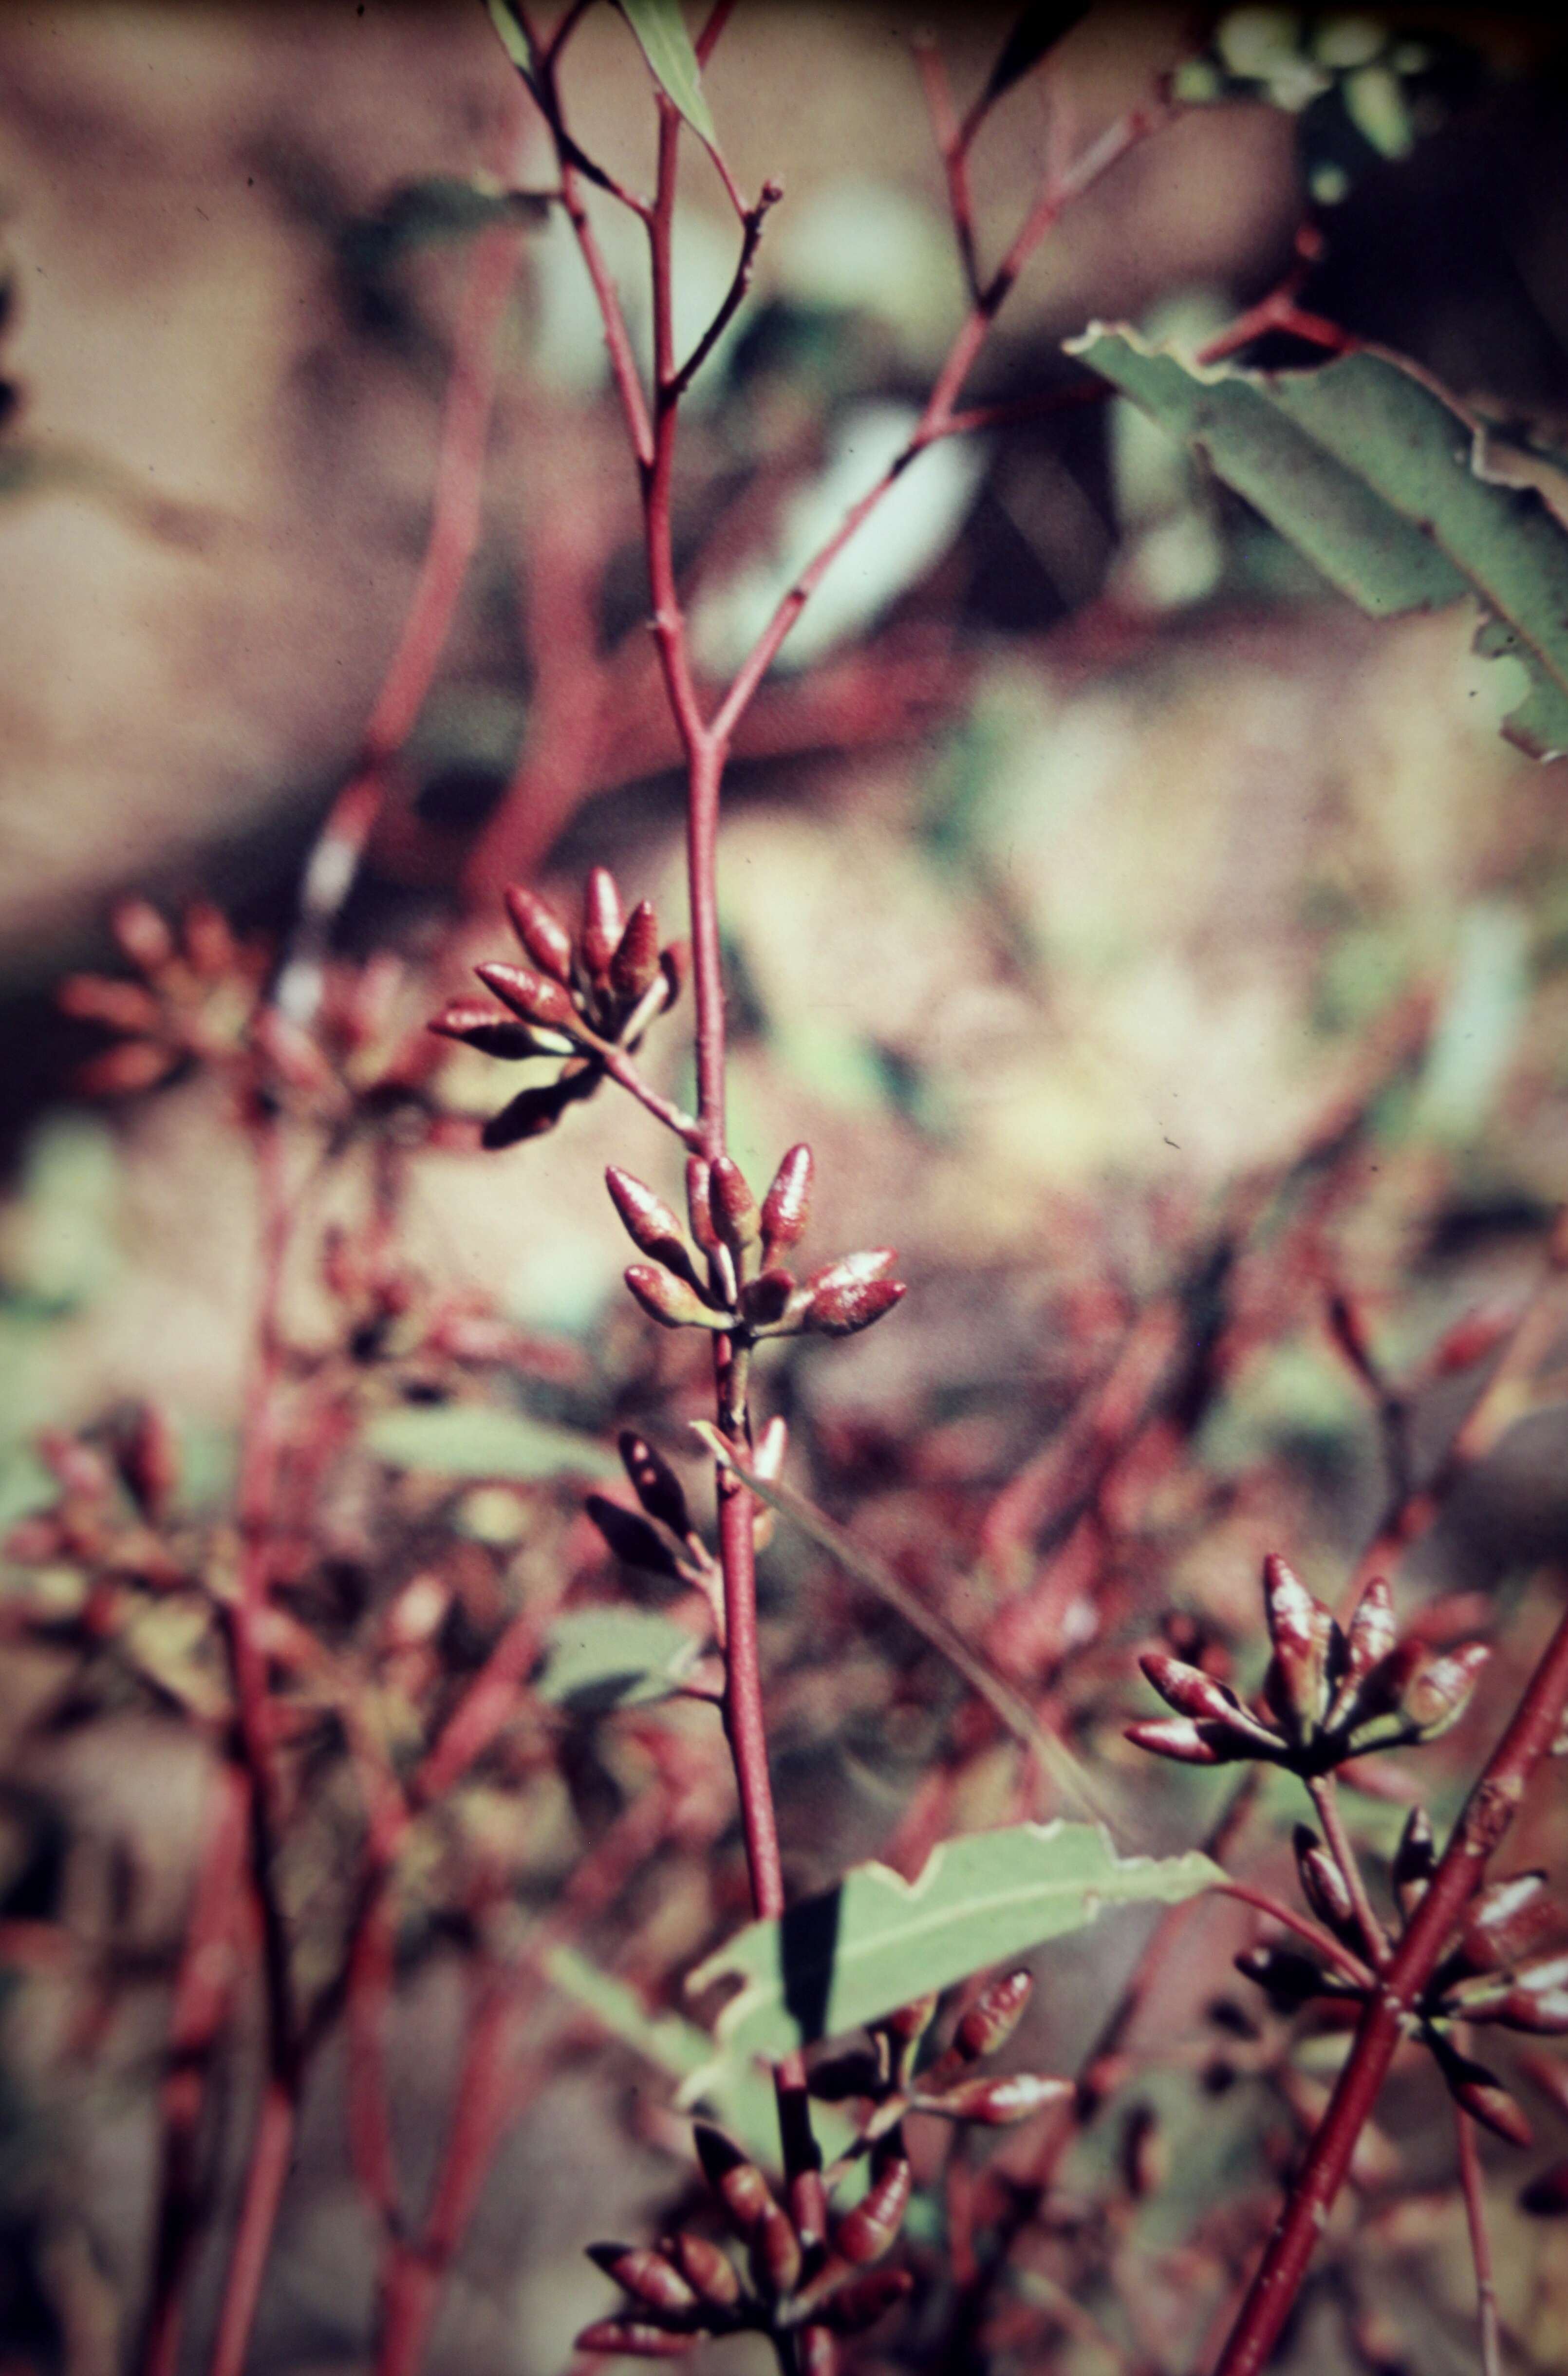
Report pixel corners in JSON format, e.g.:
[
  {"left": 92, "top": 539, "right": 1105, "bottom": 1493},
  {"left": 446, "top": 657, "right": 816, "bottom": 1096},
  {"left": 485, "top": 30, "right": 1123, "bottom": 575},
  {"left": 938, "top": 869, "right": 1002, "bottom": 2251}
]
[
  {"left": 761, "top": 1143, "right": 814, "bottom": 1259},
  {"left": 955, "top": 1969, "right": 1033, "bottom": 2062},
  {"left": 817, "top": 2266, "right": 914, "bottom": 2335},
  {"left": 835, "top": 2150, "right": 911, "bottom": 2266},
  {"left": 879, "top": 1992, "right": 939, "bottom": 2046},
  {"left": 1294, "top": 1829, "right": 1357, "bottom": 1939},
  {"left": 474, "top": 960, "right": 580, "bottom": 1035},
  {"left": 913, "top": 2071, "right": 1073, "bottom": 2125},
  {"left": 1393, "top": 1806, "right": 1436, "bottom": 1920},
  {"left": 694, "top": 2127, "right": 772, "bottom": 2236},
  {"left": 752, "top": 2200, "right": 802, "bottom": 2298},
  {"left": 503, "top": 884, "right": 575, "bottom": 982},
  {"left": 669, "top": 2233, "right": 740, "bottom": 2307},
  {"left": 587, "top": 2245, "right": 696, "bottom": 2315},
  {"left": 110, "top": 897, "right": 175, "bottom": 974},
  {"left": 429, "top": 1000, "right": 553, "bottom": 1060},
  {"left": 182, "top": 901, "right": 237, "bottom": 979},
  {"left": 582, "top": 867, "right": 625, "bottom": 979},
  {"left": 574, "top": 2320, "right": 694, "bottom": 2358},
  {"left": 1447, "top": 2063, "right": 1533, "bottom": 2148},
  {"left": 606, "top": 1168, "right": 699, "bottom": 1277},
  {"left": 481, "top": 1068, "right": 598, "bottom": 1146},
  {"left": 685, "top": 1157, "right": 722, "bottom": 1257},
  {"left": 1262, "top": 1554, "right": 1337, "bottom": 1740},
  {"left": 113, "top": 1404, "right": 180, "bottom": 1524},
  {"left": 1125, "top": 1717, "right": 1225, "bottom": 1765},
  {"left": 618, "top": 1432, "right": 691, "bottom": 1538},
  {"left": 75, "top": 1040, "right": 178, "bottom": 1096},
  {"left": 58, "top": 975, "right": 163, "bottom": 1033},
  {"left": 624, "top": 1266, "right": 726, "bottom": 1330},
  {"left": 1458, "top": 1871, "right": 1556, "bottom": 1971},
  {"left": 586, "top": 1496, "right": 684, "bottom": 1580},
  {"left": 804, "top": 1273, "right": 906, "bottom": 1338},
  {"left": 1139, "top": 1652, "right": 1262, "bottom": 1737},
  {"left": 1400, "top": 1642, "right": 1489, "bottom": 1740},
  {"left": 709, "top": 1157, "right": 762, "bottom": 1260},
  {"left": 610, "top": 902, "right": 662, "bottom": 1004}
]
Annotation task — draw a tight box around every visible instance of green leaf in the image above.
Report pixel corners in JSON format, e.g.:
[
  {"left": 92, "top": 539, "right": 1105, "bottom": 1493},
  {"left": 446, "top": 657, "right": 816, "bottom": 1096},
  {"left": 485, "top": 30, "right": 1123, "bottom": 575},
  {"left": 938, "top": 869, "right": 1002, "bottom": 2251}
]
[
  {"left": 542, "top": 1943, "right": 852, "bottom": 2169},
  {"left": 365, "top": 1401, "right": 617, "bottom": 1482},
  {"left": 484, "top": 0, "right": 537, "bottom": 81},
  {"left": 617, "top": 0, "right": 718, "bottom": 146},
  {"left": 687, "top": 1820, "right": 1221, "bottom": 2064},
  {"left": 1069, "top": 327, "right": 1568, "bottom": 759},
  {"left": 981, "top": 3, "right": 1091, "bottom": 109},
  {"left": 535, "top": 1607, "right": 702, "bottom": 1712}
]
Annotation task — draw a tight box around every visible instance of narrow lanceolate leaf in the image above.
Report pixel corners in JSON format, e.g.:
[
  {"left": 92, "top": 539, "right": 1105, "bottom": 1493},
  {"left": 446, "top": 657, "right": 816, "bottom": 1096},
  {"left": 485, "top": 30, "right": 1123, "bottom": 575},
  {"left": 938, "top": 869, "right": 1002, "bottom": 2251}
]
[
  {"left": 485, "top": 0, "right": 539, "bottom": 85},
  {"left": 1067, "top": 327, "right": 1568, "bottom": 760},
  {"left": 617, "top": 0, "right": 719, "bottom": 147},
  {"left": 685, "top": 1821, "right": 1220, "bottom": 2066},
  {"left": 981, "top": 2, "right": 1091, "bottom": 110}
]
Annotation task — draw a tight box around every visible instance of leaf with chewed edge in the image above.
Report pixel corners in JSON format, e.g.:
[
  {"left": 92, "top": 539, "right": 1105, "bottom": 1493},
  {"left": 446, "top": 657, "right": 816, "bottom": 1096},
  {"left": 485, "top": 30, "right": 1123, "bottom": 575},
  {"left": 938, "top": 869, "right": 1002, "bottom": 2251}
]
[
  {"left": 686, "top": 1820, "right": 1220, "bottom": 2069},
  {"left": 1069, "top": 326, "right": 1568, "bottom": 760}
]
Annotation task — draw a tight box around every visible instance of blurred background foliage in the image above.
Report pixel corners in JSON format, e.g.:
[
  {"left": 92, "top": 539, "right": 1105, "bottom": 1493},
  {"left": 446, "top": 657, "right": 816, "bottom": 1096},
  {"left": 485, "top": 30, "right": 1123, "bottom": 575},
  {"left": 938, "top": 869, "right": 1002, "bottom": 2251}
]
[{"left": 4, "top": 5, "right": 1568, "bottom": 2374}]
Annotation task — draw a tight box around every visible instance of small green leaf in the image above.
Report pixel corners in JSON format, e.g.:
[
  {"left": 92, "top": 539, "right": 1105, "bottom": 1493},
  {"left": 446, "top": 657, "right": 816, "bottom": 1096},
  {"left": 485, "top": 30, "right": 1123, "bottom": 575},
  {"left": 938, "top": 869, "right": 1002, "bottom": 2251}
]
[
  {"left": 541, "top": 1944, "right": 852, "bottom": 2169},
  {"left": 617, "top": 0, "right": 718, "bottom": 146},
  {"left": 981, "top": 3, "right": 1091, "bottom": 110},
  {"left": 484, "top": 0, "right": 537, "bottom": 80},
  {"left": 365, "top": 1401, "right": 617, "bottom": 1482},
  {"left": 1068, "top": 327, "right": 1568, "bottom": 759},
  {"left": 535, "top": 1607, "right": 701, "bottom": 1712},
  {"left": 687, "top": 1820, "right": 1220, "bottom": 2064}
]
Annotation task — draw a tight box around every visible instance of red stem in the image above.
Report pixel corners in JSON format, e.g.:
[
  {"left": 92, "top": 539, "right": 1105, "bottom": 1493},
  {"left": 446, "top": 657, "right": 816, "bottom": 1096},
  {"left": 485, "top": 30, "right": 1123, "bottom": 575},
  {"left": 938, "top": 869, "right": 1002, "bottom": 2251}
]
[
  {"left": 1212, "top": 1594, "right": 1568, "bottom": 2376},
  {"left": 1455, "top": 2101, "right": 1503, "bottom": 2376},
  {"left": 208, "top": 2078, "right": 298, "bottom": 2376}
]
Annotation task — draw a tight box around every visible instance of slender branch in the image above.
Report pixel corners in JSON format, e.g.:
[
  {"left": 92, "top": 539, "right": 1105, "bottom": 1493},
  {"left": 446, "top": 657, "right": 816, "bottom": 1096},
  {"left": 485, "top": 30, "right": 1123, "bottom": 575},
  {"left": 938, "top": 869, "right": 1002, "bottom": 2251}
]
[
  {"left": 275, "top": 100, "right": 530, "bottom": 1028},
  {"left": 1214, "top": 1881, "right": 1372, "bottom": 1990},
  {"left": 1306, "top": 1774, "right": 1389, "bottom": 1971},
  {"left": 1212, "top": 1590, "right": 1568, "bottom": 2376},
  {"left": 914, "top": 33, "right": 981, "bottom": 301},
  {"left": 666, "top": 178, "right": 781, "bottom": 407},
  {"left": 1455, "top": 2100, "right": 1503, "bottom": 2376},
  {"left": 709, "top": 92, "right": 1174, "bottom": 740}
]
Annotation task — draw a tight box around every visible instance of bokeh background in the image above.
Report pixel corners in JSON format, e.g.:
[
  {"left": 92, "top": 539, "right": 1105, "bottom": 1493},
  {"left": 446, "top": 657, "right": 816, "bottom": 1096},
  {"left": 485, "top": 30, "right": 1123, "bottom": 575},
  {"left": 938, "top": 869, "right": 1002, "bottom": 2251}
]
[{"left": 4, "top": 5, "right": 1568, "bottom": 2373}]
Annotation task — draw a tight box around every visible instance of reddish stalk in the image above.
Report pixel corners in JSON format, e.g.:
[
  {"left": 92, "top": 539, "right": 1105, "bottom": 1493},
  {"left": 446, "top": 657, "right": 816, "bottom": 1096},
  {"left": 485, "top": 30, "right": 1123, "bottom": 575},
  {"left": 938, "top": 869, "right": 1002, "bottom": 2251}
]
[
  {"left": 1455, "top": 2102, "right": 1503, "bottom": 2376},
  {"left": 276, "top": 98, "right": 528, "bottom": 1027},
  {"left": 1212, "top": 1592, "right": 1568, "bottom": 2376}
]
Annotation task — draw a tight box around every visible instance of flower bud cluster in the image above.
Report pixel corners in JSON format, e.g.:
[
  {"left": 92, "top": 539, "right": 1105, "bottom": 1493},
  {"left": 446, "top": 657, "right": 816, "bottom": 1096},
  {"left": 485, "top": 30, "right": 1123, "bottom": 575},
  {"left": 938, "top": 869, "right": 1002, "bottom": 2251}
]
[
  {"left": 578, "top": 1969, "right": 1068, "bottom": 2360},
  {"left": 1128, "top": 1559, "right": 1489, "bottom": 1778},
  {"left": 60, "top": 898, "right": 266, "bottom": 1097},
  {"left": 430, "top": 868, "right": 686, "bottom": 1146},
  {"left": 815, "top": 1966, "right": 1073, "bottom": 2139},
  {"left": 606, "top": 1142, "right": 907, "bottom": 1346},
  {"left": 1234, "top": 1801, "right": 1568, "bottom": 2150}
]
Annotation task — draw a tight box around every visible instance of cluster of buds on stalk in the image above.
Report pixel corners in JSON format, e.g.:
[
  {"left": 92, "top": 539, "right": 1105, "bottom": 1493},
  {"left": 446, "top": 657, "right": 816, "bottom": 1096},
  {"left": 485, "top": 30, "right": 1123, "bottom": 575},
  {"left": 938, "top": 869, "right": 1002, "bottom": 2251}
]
[
  {"left": 607, "top": 1142, "right": 907, "bottom": 1346},
  {"left": 586, "top": 1422, "right": 787, "bottom": 1593},
  {"left": 807, "top": 1967, "right": 1071, "bottom": 2139},
  {"left": 60, "top": 898, "right": 265, "bottom": 1096},
  {"left": 1129, "top": 1557, "right": 1489, "bottom": 1777},
  {"left": 430, "top": 868, "right": 686, "bottom": 1146},
  {"left": 579, "top": 1970, "right": 1064, "bottom": 2361},
  {"left": 1237, "top": 1813, "right": 1568, "bottom": 2147}
]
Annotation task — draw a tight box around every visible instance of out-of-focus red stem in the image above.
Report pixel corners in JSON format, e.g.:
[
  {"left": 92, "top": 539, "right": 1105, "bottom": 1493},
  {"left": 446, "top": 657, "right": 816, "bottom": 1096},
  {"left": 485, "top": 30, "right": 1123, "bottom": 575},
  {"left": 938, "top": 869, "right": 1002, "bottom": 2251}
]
[
  {"left": 1455, "top": 2102, "right": 1503, "bottom": 2376},
  {"left": 276, "top": 100, "right": 528, "bottom": 1022},
  {"left": 208, "top": 2077, "right": 298, "bottom": 2376},
  {"left": 1213, "top": 1594, "right": 1568, "bottom": 2376}
]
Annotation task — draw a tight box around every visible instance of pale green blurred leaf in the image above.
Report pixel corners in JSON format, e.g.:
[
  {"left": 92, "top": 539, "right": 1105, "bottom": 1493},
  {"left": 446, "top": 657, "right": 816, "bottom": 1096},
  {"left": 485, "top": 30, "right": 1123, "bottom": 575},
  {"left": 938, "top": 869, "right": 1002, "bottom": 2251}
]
[
  {"left": 687, "top": 1821, "right": 1220, "bottom": 2063},
  {"left": 484, "top": 0, "right": 537, "bottom": 79},
  {"left": 692, "top": 403, "right": 985, "bottom": 674},
  {"left": 1070, "top": 328, "right": 1568, "bottom": 759},
  {"left": 365, "top": 1402, "right": 616, "bottom": 1481},
  {"left": 535, "top": 1608, "right": 700, "bottom": 1713},
  {"left": 1413, "top": 899, "right": 1530, "bottom": 1143},
  {"left": 542, "top": 1943, "right": 852, "bottom": 2170}
]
